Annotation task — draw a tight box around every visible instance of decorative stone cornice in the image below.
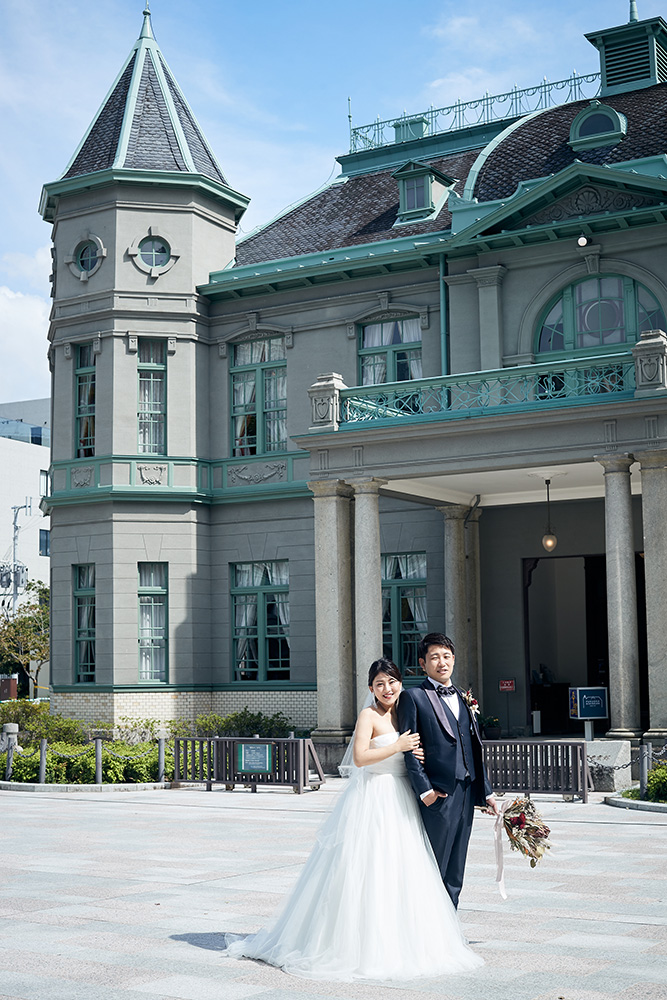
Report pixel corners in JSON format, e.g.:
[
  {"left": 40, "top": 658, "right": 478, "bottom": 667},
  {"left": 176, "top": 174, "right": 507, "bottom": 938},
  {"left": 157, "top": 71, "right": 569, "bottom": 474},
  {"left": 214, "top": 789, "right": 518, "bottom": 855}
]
[{"left": 467, "top": 265, "right": 507, "bottom": 289}]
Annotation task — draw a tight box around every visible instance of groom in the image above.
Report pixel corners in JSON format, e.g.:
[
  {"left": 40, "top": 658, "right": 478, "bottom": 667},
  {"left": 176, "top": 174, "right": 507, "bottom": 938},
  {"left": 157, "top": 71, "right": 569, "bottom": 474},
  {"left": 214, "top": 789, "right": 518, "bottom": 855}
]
[{"left": 398, "top": 632, "right": 499, "bottom": 908}]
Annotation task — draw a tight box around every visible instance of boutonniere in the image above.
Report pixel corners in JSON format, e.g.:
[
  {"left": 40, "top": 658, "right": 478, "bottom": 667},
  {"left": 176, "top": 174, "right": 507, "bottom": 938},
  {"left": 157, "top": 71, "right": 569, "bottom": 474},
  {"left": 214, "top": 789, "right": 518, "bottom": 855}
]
[{"left": 461, "top": 689, "right": 480, "bottom": 716}]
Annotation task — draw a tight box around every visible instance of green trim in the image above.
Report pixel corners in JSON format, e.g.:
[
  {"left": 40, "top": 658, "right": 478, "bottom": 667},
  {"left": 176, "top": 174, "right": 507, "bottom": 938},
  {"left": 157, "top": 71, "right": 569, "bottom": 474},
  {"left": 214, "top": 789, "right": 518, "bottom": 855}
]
[
  {"left": 51, "top": 683, "right": 317, "bottom": 693},
  {"left": 40, "top": 169, "right": 249, "bottom": 222}
]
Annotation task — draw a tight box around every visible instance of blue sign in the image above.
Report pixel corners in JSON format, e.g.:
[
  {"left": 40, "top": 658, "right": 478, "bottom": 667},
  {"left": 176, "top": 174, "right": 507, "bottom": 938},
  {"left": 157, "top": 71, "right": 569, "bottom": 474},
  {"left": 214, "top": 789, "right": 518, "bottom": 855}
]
[{"left": 569, "top": 687, "right": 608, "bottom": 720}]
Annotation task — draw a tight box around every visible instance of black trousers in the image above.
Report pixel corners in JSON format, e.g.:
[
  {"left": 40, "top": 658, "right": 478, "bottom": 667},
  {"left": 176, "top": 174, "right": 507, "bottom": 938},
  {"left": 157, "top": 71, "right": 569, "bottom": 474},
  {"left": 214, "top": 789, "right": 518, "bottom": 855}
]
[{"left": 418, "top": 777, "right": 475, "bottom": 909}]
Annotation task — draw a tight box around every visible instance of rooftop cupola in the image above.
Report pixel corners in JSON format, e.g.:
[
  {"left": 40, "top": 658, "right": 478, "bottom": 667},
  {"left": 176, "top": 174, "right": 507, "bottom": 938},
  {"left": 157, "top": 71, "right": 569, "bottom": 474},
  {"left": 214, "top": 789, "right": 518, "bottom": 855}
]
[
  {"left": 586, "top": 3, "right": 667, "bottom": 97},
  {"left": 40, "top": 5, "right": 248, "bottom": 222}
]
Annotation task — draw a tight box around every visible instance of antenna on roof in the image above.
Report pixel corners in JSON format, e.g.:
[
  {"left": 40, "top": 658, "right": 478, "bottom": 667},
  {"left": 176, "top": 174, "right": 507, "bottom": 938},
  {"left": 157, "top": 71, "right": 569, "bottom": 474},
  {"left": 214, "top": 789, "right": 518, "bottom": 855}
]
[
  {"left": 348, "top": 97, "right": 352, "bottom": 144},
  {"left": 629, "top": 1, "right": 639, "bottom": 22}
]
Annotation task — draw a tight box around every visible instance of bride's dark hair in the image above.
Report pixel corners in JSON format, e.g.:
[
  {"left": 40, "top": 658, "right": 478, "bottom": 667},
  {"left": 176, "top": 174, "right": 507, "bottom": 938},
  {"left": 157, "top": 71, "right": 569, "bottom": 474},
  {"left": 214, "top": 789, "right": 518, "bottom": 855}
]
[{"left": 367, "top": 658, "right": 402, "bottom": 686}]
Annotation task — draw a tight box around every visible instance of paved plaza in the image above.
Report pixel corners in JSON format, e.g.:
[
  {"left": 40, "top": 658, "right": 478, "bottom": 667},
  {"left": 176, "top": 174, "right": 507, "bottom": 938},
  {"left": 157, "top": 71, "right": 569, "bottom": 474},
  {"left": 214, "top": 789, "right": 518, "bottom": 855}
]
[{"left": 0, "top": 780, "right": 666, "bottom": 1000}]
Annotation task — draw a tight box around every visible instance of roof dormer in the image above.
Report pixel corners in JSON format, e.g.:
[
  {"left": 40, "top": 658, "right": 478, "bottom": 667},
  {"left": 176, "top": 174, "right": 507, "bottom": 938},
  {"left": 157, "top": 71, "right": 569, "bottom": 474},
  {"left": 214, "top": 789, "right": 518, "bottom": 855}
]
[
  {"left": 586, "top": 4, "right": 667, "bottom": 96},
  {"left": 392, "top": 161, "right": 456, "bottom": 224}
]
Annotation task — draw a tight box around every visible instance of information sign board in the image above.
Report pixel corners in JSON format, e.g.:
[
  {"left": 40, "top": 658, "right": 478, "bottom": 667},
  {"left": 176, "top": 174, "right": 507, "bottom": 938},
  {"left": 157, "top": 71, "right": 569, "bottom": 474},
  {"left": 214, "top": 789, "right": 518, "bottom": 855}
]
[
  {"left": 236, "top": 742, "right": 273, "bottom": 773},
  {"left": 499, "top": 679, "right": 516, "bottom": 692},
  {"left": 569, "top": 687, "right": 608, "bottom": 720}
]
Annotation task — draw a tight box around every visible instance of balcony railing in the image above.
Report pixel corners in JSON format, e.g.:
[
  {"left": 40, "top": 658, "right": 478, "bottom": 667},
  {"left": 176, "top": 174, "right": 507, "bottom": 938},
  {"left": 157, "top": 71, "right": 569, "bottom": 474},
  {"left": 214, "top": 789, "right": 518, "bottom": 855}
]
[
  {"left": 349, "top": 72, "right": 601, "bottom": 152},
  {"left": 339, "top": 353, "right": 636, "bottom": 426}
]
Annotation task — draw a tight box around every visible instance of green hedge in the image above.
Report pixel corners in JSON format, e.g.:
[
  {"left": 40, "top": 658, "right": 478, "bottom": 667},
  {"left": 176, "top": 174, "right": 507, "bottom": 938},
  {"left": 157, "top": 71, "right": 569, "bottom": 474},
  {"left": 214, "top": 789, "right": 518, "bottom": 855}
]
[
  {"left": 0, "top": 701, "right": 86, "bottom": 746},
  {"left": 647, "top": 764, "right": 667, "bottom": 803},
  {"left": 0, "top": 741, "right": 176, "bottom": 784}
]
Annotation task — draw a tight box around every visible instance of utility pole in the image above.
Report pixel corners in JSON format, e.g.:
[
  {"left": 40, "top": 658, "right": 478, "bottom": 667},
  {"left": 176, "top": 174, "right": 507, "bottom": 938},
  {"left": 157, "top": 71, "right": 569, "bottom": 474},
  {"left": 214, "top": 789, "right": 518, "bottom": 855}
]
[{"left": 11, "top": 497, "right": 31, "bottom": 614}]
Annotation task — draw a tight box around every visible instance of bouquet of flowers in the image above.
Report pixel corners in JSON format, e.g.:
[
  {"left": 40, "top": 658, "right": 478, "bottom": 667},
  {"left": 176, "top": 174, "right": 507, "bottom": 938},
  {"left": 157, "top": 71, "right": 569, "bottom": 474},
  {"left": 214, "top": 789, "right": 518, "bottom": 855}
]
[{"left": 501, "top": 796, "right": 551, "bottom": 868}]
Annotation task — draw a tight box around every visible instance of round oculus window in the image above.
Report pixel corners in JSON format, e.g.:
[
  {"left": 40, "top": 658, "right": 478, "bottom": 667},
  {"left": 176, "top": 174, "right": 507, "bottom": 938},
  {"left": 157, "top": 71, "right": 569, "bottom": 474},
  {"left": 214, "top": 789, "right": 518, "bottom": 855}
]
[
  {"left": 139, "top": 237, "right": 171, "bottom": 268},
  {"left": 76, "top": 241, "right": 99, "bottom": 272}
]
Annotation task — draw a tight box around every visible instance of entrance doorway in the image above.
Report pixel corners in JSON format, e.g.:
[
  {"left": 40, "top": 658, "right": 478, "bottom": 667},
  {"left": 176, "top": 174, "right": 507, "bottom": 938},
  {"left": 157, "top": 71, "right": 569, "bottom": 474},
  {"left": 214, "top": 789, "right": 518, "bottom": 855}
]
[{"left": 523, "top": 554, "right": 648, "bottom": 735}]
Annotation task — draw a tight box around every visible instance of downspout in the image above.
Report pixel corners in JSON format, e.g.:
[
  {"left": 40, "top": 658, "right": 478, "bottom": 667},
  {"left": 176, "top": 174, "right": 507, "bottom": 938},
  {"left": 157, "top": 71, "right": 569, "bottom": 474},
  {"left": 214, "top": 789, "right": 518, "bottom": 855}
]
[{"left": 439, "top": 252, "right": 449, "bottom": 376}]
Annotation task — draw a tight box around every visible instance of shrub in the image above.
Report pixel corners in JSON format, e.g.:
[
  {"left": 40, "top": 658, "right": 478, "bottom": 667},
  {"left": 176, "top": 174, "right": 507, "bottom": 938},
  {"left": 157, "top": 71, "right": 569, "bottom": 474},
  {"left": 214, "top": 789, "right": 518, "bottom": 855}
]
[
  {"left": 0, "top": 701, "right": 86, "bottom": 746},
  {"left": 195, "top": 708, "right": 292, "bottom": 738},
  {"left": 647, "top": 764, "right": 667, "bottom": 803}
]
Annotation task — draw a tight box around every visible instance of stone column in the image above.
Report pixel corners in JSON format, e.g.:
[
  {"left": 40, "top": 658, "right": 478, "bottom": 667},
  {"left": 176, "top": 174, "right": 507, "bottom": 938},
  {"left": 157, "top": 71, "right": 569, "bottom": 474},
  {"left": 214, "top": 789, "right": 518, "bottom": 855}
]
[
  {"left": 439, "top": 505, "right": 469, "bottom": 680},
  {"left": 349, "top": 478, "right": 387, "bottom": 713},
  {"left": 595, "top": 454, "right": 642, "bottom": 738},
  {"left": 469, "top": 265, "right": 507, "bottom": 371},
  {"left": 636, "top": 450, "right": 667, "bottom": 739},
  {"left": 308, "top": 480, "right": 355, "bottom": 765},
  {"left": 465, "top": 506, "right": 483, "bottom": 695}
]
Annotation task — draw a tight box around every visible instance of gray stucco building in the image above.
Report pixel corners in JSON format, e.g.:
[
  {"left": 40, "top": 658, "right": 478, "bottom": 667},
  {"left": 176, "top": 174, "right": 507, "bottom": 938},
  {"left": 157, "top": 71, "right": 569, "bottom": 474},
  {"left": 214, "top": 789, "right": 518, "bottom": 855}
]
[{"left": 41, "top": 7, "right": 667, "bottom": 761}]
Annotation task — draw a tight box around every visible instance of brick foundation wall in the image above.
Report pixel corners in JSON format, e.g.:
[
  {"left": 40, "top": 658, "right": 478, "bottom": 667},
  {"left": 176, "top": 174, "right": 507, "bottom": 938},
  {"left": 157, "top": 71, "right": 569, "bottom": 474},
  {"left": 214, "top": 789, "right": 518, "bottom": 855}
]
[{"left": 50, "top": 689, "right": 318, "bottom": 729}]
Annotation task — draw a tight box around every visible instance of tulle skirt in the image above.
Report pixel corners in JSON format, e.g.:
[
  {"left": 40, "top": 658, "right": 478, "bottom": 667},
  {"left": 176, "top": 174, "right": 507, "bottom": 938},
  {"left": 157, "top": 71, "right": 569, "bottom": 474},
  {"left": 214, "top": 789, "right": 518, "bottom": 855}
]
[{"left": 224, "top": 767, "right": 483, "bottom": 981}]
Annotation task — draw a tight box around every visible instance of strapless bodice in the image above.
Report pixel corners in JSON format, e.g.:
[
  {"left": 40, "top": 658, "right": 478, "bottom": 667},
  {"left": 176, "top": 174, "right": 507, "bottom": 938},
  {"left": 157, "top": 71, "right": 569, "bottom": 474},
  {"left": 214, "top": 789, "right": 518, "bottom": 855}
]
[{"left": 366, "top": 731, "right": 407, "bottom": 775}]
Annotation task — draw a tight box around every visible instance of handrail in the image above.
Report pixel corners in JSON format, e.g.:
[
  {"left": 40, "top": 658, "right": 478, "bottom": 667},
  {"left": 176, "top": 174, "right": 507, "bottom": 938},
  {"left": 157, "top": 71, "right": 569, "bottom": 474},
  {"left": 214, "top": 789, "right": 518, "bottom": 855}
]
[
  {"left": 349, "top": 72, "right": 601, "bottom": 152},
  {"left": 340, "top": 353, "right": 635, "bottom": 425}
]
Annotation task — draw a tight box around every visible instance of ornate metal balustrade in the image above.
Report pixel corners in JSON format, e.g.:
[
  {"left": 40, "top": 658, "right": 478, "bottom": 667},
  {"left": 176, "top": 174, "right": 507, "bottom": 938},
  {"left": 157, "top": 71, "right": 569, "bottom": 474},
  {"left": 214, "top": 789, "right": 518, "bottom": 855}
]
[
  {"left": 339, "top": 353, "right": 636, "bottom": 427},
  {"left": 349, "top": 72, "right": 600, "bottom": 152}
]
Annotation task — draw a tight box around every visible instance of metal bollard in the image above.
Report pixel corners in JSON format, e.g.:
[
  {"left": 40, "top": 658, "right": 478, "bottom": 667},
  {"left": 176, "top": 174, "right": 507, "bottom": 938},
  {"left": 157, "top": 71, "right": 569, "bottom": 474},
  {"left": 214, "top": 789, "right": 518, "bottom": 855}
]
[
  {"left": 5, "top": 742, "right": 14, "bottom": 781},
  {"left": 158, "top": 737, "right": 165, "bottom": 782},
  {"left": 95, "top": 738, "right": 103, "bottom": 784},
  {"left": 639, "top": 742, "right": 651, "bottom": 800},
  {"left": 38, "top": 738, "right": 47, "bottom": 784}
]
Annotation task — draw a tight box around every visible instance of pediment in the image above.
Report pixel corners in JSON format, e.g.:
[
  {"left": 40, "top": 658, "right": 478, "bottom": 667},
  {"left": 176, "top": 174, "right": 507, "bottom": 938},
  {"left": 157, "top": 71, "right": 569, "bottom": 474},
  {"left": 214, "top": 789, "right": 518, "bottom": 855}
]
[{"left": 520, "top": 183, "right": 664, "bottom": 228}]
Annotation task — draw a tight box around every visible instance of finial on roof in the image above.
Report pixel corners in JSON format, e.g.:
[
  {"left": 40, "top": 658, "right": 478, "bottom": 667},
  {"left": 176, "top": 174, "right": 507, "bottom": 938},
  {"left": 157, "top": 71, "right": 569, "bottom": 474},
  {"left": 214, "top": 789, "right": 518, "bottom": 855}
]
[
  {"left": 629, "top": 1, "right": 639, "bottom": 22},
  {"left": 140, "top": 2, "right": 154, "bottom": 39}
]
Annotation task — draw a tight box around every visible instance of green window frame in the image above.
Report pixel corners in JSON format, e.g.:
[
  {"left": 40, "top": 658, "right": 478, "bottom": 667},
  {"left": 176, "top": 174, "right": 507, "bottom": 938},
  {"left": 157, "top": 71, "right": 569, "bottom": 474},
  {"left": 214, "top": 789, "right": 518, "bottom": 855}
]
[
  {"left": 75, "top": 343, "right": 96, "bottom": 458},
  {"left": 230, "top": 337, "right": 287, "bottom": 456},
  {"left": 138, "top": 562, "right": 168, "bottom": 682},
  {"left": 359, "top": 317, "right": 422, "bottom": 385},
  {"left": 137, "top": 338, "right": 166, "bottom": 455},
  {"left": 231, "top": 560, "right": 290, "bottom": 683},
  {"left": 381, "top": 553, "right": 427, "bottom": 680},
  {"left": 139, "top": 236, "right": 170, "bottom": 268},
  {"left": 73, "top": 564, "right": 95, "bottom": 683},
  {"left": 537, "top": 275, "right": 666, "bottom": 358}
]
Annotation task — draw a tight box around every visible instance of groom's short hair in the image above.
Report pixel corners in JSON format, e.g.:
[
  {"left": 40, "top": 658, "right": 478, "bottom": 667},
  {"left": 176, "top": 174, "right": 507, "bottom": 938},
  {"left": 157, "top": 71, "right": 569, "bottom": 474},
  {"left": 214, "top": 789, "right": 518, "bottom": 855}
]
[{"left": 417, "top": 632, "right": 455, "bottom": 663}]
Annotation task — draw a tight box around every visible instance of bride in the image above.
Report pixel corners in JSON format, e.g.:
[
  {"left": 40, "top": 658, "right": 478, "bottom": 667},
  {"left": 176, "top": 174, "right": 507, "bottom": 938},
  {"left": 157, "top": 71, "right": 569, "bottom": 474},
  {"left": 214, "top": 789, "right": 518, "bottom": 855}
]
[{"left": 224, "top": 658, "right": 483, "bottom": 981}]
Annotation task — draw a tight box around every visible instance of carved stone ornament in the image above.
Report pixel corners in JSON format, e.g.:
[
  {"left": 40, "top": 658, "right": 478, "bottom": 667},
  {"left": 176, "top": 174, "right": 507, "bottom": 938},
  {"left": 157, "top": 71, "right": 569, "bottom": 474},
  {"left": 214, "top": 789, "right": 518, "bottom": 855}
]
[
  {"left": 137, "top": 465, "right": 166, "bottom": 486},
  {"left": 632, "top": 329, "right": 667, "bottom": 393},
  {"left": 524, "top": 185, "right": 661, "bottom": 227},
  {"left": 307, "top": 372, "right": 347, "bottom": 431},
  {"left": 227, "top": 462, "right": 287, "bottom": 486},
  {"left": 71, "top": 466, "right": 93, "bottom": 488}
]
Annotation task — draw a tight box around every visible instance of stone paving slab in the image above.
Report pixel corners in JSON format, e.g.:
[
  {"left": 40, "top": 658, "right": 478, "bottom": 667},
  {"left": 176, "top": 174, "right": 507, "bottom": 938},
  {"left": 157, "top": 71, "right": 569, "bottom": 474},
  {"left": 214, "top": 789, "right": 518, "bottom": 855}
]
[{"left": 1, "top": 783, "right": 666, "bottom": 1000}]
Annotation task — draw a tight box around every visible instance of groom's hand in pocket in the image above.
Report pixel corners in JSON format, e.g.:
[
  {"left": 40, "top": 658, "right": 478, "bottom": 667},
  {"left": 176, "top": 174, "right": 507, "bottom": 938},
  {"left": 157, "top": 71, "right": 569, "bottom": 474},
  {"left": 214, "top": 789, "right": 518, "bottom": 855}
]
[{"left": 421, "top": 789, "right": 448, "bottom": 807}]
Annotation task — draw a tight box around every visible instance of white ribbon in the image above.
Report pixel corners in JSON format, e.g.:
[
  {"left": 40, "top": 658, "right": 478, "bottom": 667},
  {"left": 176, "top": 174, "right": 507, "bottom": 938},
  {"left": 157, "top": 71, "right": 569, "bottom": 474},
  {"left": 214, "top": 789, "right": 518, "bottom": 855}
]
[{"left": 493, "top": 798, "right": 515, "bottom": 900}]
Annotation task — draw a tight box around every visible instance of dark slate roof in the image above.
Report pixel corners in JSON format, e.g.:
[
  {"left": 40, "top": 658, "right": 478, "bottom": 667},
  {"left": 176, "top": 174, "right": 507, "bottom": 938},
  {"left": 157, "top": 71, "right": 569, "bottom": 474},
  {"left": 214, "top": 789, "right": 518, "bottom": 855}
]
[
  {"left": 62, "top": 15, "right": 226, "bottom": 185},
  {"left": 124, "top": 51, "right": 187, "bottom": 172},
  {"left": 64, "top": 56, "right": 136, "bottom": 179},
  {"left": 474, "top": 84, "right": 667, "bottom": 203},
  {"left": 235, "top": 147, "right": 481, "bottom": 266}
]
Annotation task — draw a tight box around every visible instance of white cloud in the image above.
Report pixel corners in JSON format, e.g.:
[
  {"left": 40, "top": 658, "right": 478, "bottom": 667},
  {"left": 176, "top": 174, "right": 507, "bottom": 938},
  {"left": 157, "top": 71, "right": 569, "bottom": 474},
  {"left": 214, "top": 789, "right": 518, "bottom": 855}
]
[
  {"left": 0, "top": 245, "right": 51, "bottom": 294},
  {"left": 0, "top": 287, "right": 50, "bottom": 402}
]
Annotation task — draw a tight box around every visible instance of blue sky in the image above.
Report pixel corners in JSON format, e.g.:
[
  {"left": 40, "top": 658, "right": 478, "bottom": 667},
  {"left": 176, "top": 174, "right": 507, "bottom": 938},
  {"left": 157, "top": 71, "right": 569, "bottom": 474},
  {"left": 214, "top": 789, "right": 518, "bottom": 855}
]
[{"left": 0, "top": 0, "right": 663, "bottom": 401}]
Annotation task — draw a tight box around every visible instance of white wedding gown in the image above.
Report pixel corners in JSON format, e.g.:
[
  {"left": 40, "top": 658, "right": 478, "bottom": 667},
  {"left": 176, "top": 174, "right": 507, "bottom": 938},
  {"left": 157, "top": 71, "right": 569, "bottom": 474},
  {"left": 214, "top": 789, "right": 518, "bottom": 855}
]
[{"left": 224, "top": 731, "right": 483, "bottom": 981}]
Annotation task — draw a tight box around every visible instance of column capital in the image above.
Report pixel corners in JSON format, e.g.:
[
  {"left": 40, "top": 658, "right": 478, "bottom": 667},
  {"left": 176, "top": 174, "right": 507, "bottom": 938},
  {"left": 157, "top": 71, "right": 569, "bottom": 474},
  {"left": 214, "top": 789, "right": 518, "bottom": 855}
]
[
  {"left": 594, "top": 453, "right": 635, "bottom": 474},
  {"left": 348, "top": 477, "right": 388, "bottom": 495},
  {"left": 634, "top": 448, "right": 667, "bottom": 471},
  {"left": 437, "top": 503, "right": 469, "bottom": 520},
  {"left": 308, "top": 479, "right": 354, "bottom": 500},
  {"left": 466, "top": 264, "right": 508, "bottom": 288}
]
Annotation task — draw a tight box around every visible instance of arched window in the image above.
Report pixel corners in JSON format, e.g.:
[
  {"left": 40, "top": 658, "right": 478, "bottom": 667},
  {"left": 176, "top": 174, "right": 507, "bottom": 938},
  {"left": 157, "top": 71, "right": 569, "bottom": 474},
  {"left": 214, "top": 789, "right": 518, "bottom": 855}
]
[{"left": 537, "top": 276, "right": 666, "bottom": 356}]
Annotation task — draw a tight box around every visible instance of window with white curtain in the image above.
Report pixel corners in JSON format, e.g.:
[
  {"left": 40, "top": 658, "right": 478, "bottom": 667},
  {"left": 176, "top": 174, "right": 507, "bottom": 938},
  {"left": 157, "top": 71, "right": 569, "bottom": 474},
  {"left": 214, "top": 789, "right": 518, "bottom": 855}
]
[
  {"left": 359, "top": 317, "right": 422, "bottom": 385},
  {"left": 231, "top": 337, "right": 287, "bottom": 456},
  {"left": 231, "top": 560, "right": 290, "bottom": 682},
  {"left": 74, "top": 564, "right": 96, "bottom": 683},
  {"left": 138, "top": 562, "right": 168, "bottom": 682},
  {"left": 137, "top": 339, "right": 166, "bottom": 454},
  {"left": 381, "top": 553, "right": 427, "bottom": 679},
  {"left": 75, "top": 343, "right": 96, "bottom": 458}
]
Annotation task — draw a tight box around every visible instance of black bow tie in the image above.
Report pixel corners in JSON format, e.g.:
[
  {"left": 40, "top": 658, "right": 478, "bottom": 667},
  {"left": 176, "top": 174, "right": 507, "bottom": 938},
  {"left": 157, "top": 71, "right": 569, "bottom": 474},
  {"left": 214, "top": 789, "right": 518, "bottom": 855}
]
[{"left": 436, "top": 684, "right": 456, "bottom": 697}]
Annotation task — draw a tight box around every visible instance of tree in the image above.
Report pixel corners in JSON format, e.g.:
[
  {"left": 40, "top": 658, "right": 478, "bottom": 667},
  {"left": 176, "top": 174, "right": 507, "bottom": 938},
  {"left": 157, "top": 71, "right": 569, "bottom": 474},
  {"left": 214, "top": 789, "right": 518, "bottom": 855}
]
[{"left": 0, "top": 581, "right": 49, "bottom": 698}]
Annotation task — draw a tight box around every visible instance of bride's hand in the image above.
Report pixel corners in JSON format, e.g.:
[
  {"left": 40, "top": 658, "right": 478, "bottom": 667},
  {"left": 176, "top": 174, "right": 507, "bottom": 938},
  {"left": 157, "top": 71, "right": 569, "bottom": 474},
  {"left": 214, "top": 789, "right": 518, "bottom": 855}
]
[{"left": 396, "top": 730, "right": 420, "bottom": 753}]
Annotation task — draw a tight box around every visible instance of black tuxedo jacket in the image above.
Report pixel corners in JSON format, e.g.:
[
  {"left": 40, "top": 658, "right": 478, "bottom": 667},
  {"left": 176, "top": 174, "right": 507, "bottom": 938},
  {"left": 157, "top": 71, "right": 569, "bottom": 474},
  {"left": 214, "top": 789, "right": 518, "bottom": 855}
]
[{"left": 397, "top": 680, "right": 493, "bottom": 808}]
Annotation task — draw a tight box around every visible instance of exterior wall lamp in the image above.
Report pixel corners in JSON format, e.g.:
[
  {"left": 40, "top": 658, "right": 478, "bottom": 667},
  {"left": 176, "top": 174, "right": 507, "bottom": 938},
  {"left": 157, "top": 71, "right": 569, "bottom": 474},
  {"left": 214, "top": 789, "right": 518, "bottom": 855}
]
[
  {"left": 577, "top": 233, "right": 591, "bottom": 247},
  {"left": 542, "top": 478, "right": 558, "bottom": 552}
]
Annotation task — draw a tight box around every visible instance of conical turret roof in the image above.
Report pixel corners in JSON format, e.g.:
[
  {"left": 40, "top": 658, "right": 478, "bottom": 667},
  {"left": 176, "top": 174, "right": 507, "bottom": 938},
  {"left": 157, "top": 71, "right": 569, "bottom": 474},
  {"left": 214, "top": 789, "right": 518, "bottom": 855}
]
[{"left": 61, "top": 6, "right": 226, "bottom": 184}]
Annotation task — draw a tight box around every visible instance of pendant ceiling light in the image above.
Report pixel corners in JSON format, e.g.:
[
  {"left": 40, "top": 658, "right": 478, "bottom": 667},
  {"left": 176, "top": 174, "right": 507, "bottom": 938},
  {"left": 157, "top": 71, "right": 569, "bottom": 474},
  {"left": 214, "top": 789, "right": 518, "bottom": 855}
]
[{"left": 542, "top": 479, "right": 558, "bottom": 552}]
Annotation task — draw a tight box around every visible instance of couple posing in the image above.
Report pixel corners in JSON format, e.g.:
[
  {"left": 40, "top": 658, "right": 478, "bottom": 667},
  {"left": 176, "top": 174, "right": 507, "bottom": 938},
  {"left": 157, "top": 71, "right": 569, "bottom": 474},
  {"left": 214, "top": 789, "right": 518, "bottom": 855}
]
[{"left": 225, "top": 632, "right": 498, "bottom": 981}]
